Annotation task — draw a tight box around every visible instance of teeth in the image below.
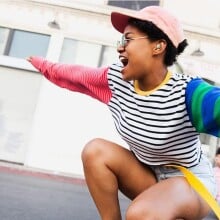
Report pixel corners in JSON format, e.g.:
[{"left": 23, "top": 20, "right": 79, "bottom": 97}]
[{"left": 119, "top": 57, "right": 124, "bottom": 62}]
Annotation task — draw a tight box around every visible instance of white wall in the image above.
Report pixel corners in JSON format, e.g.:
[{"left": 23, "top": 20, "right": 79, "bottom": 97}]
[
  {"left": 163, "top": 0, "right": 220, "bottom": 84},
  {"left": 0, "top": 0, "right": 219, "bottom": 177},
  {"left": 0, "top": 66, "right": 42, "bottom": 163},
  {"left": 163, "top": 0, "right": 220, "bottom": 30},
  {"left": 16, "top": 1, "right": 126, "bottom": 176},
  {"left": 26, "top": 79, "right": 127, "bottom": 177}
]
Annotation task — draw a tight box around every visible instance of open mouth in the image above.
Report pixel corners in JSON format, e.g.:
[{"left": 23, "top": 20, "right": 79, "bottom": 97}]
[{"left": 119, "top": 56, "right": 128, "bottom": 67}]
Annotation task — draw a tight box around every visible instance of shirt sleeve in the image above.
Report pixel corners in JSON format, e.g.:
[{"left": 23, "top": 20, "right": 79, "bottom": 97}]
[
  {"left": 185, "top": 78, "right": 220, "bottom": 137},
  {"left": 30, "top": 56, "right": 112, "bottom": 104}
]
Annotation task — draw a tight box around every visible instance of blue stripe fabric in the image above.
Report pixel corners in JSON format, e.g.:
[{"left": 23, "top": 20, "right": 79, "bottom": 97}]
[
  {"left": 202, "top": 88, "right": 220, "bottom": 136},
  {"left": 186, "top": 78, "right": 220, "bottom": 137},
  {"left": 185, "top": 78, "right": 201, "bottom": 126}
]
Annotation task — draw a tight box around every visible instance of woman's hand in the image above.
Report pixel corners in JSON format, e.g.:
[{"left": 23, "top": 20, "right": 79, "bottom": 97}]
[{"left": 26, "top": 56, "right": 33, "bottom": 62}]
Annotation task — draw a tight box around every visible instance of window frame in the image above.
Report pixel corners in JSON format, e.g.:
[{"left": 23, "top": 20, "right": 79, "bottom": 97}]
[{"left": 0, "top": 26, "right": 50, "bottom": 59}]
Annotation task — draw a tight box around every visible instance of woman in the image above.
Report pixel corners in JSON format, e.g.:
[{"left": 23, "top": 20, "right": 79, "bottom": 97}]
[{"left": 28, "top": 6, "right": 220, "bottom": 220}]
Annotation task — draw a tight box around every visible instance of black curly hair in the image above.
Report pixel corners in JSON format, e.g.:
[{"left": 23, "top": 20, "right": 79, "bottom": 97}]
[
  {"left": 216, "top": 148, "right": 220, "bottom": 155},
  {"left": 128, "top": 18, "right": 188, "bottom": 66}
]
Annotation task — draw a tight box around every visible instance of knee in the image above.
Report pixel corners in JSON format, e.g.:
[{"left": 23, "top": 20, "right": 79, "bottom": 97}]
[
  {"left": 81, "top": 138, "right": 105, "bottom": 165},
  {"left": 126, "top": 201, "right": 158, "bottom": 220},
  {"left": 126, "top": 203, "right": 146, "bottom": 220}
]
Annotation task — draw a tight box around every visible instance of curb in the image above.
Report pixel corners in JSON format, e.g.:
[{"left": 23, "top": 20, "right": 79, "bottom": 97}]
[{"left": 0, "top": 162, "right": 86, "bottom": 185}]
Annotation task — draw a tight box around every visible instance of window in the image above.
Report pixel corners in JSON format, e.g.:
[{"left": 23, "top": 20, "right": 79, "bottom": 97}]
[
  {"left": 98, "top": 45, "right": 118, "bottom": 67},
  {"left": 59, "top": 38, "right": 102, "bottom": 67},
  {"left": 60, "top": 38, "right": 118, "bottom": 67},
  {"left": 59, "top": 38, "right": 78, "bottom": 64},
  {"left": 0, "top": 27, "right": 50, "bottom": 59},
  {"left": 108, "top": 0, "right": 159, "bottom": 10}
]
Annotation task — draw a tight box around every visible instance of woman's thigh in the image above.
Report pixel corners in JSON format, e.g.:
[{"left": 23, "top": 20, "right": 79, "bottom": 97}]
[
  {"left": 82, "top": 138, "right": 157, "bottom": 199},
  {"left": 127, "top": 176, "right": 211, "bottom": 220}
]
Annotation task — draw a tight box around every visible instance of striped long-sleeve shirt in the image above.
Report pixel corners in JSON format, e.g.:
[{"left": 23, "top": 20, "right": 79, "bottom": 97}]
[{"left": 30, "top": 57, "right": 220, "bottom": 167}]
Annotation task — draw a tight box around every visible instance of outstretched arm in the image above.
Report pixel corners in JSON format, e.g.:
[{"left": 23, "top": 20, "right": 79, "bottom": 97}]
[
  {"left": 27, "top": 56, "right": 112, "bottom": 104},
  {"left": 186, "top": 78, "right": 220, "bottom": 137}
]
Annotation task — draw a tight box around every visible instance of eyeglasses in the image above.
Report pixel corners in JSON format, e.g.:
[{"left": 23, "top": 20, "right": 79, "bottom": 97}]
[{"left": 117, "top": 35, "right": 148, "bottom": 48}]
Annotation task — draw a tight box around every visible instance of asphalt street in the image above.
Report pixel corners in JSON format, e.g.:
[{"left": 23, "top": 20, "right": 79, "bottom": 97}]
[
  {"left": 0, "top": 165, "right": 130, "bottom": 220},
  {"left": 0, "top": 164, "right": 217, "bottom": 220}
]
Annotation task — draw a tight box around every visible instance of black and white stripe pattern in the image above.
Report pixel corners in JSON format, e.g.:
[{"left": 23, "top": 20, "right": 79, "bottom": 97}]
[{"left": 107, "top": 63, "right": 201, "bottom": 168}]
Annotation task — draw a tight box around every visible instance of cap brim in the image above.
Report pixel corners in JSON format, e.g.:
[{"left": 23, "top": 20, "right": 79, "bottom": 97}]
[
  {"left": 111, "top": 12, "right": 132, "bottom": 33},
  {"left": 111, "top": 6, "right": 184, "bottom": 47}
]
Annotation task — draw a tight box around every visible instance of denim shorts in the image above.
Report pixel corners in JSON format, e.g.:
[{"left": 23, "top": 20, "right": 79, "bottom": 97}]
[{"left": 149, "top": 154, "right": 217, "bottom": 198}]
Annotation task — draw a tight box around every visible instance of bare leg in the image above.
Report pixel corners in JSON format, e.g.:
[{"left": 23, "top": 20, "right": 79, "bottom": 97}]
[
  {"left": 81, "top": 138, "right": 156, "bottom": 220},
  {"left": 126, "top": 176, "right": 211, "bottom": 220}
]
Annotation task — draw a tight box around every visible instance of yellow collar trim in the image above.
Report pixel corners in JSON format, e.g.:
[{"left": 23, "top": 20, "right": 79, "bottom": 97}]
[{"left": 134, "top": 71, "right": 172, "bottom": 96}]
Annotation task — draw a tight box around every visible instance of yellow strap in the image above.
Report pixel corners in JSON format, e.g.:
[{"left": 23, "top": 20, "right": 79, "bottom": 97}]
[{"left": 167, "top": 165, "right": 220, "bottom": 219}]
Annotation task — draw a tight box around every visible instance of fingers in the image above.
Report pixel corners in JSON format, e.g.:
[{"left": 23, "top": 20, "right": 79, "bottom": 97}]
[{"left": 26, "top": 56, "right": 33, "bottom": 62}]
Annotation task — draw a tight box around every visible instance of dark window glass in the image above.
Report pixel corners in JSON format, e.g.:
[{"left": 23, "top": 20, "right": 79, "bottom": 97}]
[{"left": 108, "top": 0, "right": 159, "bottom": 10}]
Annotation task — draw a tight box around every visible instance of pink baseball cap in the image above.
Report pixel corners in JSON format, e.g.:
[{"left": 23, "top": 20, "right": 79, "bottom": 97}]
[{"left": 111, "top": 6, "right": 184, "bottom": 48}]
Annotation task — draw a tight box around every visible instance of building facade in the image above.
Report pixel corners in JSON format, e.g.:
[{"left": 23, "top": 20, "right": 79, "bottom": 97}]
[{"left": 0, "top": 0, "right": 219, "bottom": 176}]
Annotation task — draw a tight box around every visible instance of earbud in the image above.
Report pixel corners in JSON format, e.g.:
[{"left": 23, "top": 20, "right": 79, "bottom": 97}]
[{"left": 155, "top": 44, "right": 161, "bottom": 50}]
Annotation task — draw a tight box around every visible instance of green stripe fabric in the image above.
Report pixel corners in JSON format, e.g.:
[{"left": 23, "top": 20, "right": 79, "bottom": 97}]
[{"left": 191, "top": 83, "right": 213, "bottom": 132}]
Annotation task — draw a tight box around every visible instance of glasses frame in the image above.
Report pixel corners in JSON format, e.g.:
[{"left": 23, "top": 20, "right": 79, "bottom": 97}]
[{"left": 117, "top": 35, "right": 148, "bottom": 48}]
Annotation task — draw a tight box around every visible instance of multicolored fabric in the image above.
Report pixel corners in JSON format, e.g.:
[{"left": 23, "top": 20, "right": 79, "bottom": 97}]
[
  {"left": 186, "top": 78, "right": 220, "bottom": 137},
  {"left": 30, "top": 57, "right": 220, "bottom": 167},
  {"left": 107, "top": 63, "right": 202, "bottom": 167},
  {"left": 30, "top": 56, "right": 111, "bottom": 103}
]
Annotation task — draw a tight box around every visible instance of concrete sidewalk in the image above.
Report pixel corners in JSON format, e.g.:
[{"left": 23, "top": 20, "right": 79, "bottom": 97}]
[{"left": 0, "top": 161, "right": 86, "bottom": 185}]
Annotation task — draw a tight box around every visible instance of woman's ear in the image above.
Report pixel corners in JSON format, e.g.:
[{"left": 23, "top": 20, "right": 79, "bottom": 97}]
[{"left": 152, "top": 40, "right": 167, "bottom": 55}]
